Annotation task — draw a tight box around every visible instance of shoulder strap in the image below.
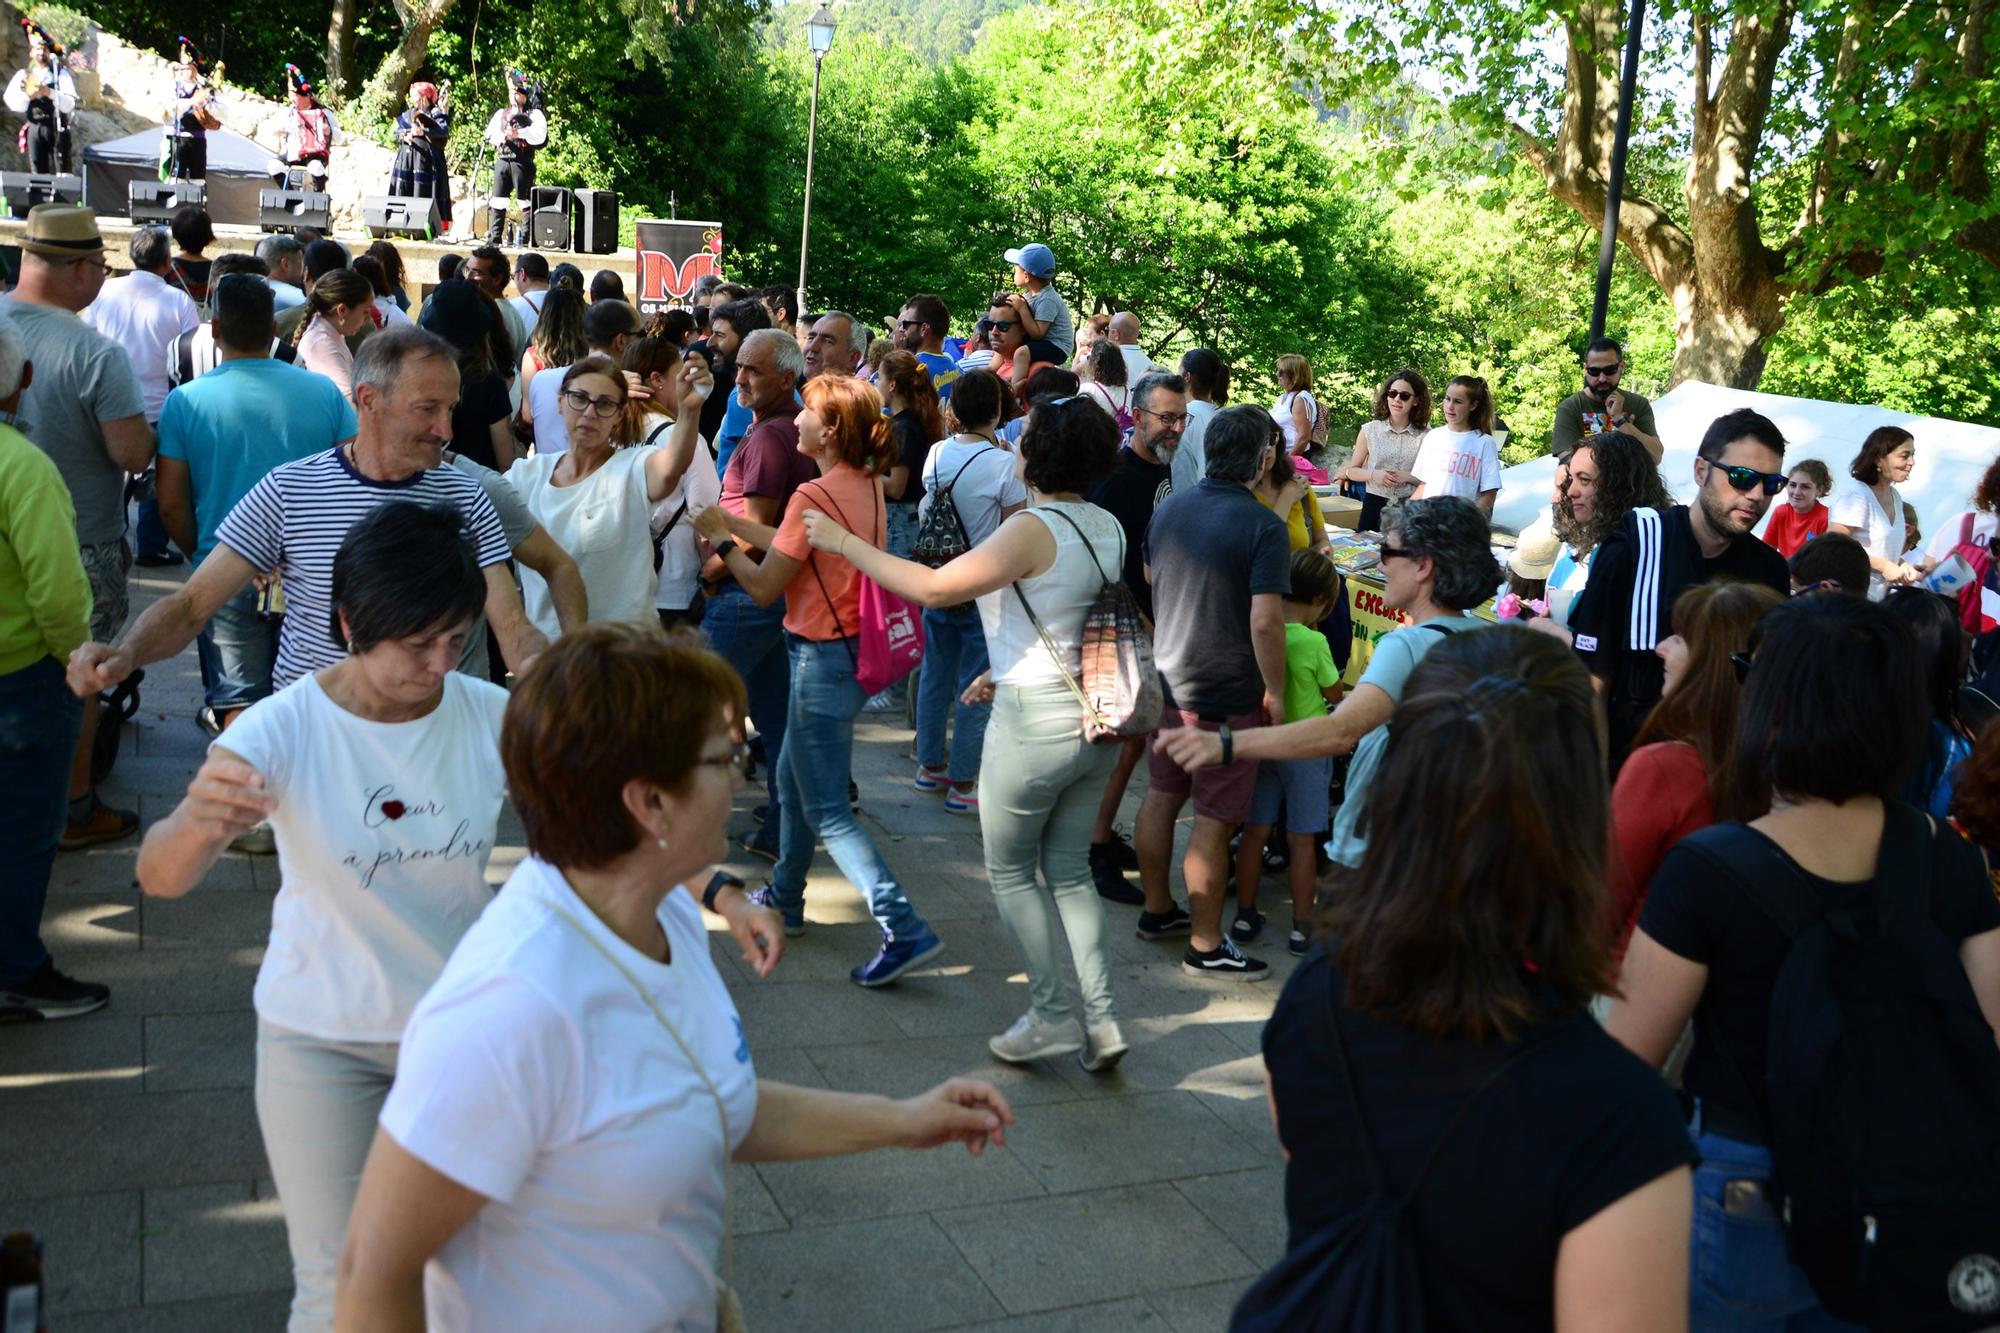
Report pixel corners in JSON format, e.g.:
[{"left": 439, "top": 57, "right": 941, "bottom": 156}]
[
  {"left": 1038, "top": 504, "right": 1119, "bottom": 587},
  {"left": 1672, "top": 823, "right": 1821, "bottom": 940},
  {"left": 937, "top": 444, "right": 992, "bottom": 498}
]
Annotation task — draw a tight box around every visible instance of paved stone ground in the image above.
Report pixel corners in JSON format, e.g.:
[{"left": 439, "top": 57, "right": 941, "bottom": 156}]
[{"left": 2, "top": 564, "right": 1300, "bottom": 1331}]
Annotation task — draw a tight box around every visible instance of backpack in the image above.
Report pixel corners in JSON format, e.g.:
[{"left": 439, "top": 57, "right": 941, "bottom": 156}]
[
  {"left": 1945, "top": 514, "right": 1999, "bottom": 635},
  {"left": 911, "top": 445, "right": 991, "bottom": 613},
  {"left": 1101, "top": 384, "right": 1135, "bottom": 433},
  {"left": 1231, "top": 962, "right": 1558, "bottom": 1332},
  {"left": 1009, "top": 507, "right": 1161, "bottom": 742},
  {"left": 1674, "top": 805, "right": 2000, "bottom": 1330}
]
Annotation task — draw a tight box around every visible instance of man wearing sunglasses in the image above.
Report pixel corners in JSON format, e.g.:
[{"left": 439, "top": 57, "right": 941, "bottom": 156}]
[
  {"left": 1553, "top": 337, "right": 1660, "bottom": 462},
  {"left": 1568, "top": 408, "right": 1791, "bottom": 767},
  {"left": 895, "top": 293, "right": 958, "bottom": 405}
]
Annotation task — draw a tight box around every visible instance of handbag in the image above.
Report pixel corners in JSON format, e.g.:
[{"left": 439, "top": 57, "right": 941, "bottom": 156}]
[
  {"left": 804, "top": 480, "right": 924, "bottom": 695},
  {"left": 548, "top": 903, "right": 748, "bottom": 1333},
  {"left": 1009, "top": 506, "right": 1162, "bottom": 742}
]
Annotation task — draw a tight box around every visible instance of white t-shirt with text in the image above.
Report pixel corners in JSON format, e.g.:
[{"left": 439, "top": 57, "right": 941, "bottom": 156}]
[
  {"left": 223, "top": 671, "right": 508, "bottom": 1042},
  {"left": 380, "top": 856, "right": 757, "bottom": 1332},
  {"left": 1411, "top": 427, "right": 1503, "bottom": 500}
]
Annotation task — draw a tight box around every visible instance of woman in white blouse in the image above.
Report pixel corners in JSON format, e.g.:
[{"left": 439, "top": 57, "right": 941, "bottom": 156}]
[
  {"left": 622, "top": 335, "right": 720, "bottom": 631},
  {"left": 505, "top": 353, "right": 713, "bottom": 638},
  {"left": 1829, "top": 424, "right": 1922, "bottom": 598},
  {"left": 335, "top": 626, "right": 1013, "bottom": 1331}
]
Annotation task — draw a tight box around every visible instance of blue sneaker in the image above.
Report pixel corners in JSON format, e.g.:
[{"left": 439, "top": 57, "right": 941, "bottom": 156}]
[
  {"left": 746, "top": 885, "right": 805, "bottom": 937},
  {"left": 851, "top": 928, "right": 945, "bottom": 987}
]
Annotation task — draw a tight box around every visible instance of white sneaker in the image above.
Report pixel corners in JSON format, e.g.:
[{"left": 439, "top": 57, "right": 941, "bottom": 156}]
[
  {"left": 987, "top": 1011, "right": 1085, "bottom": 1064},
  {"left": 1078, "top": 1020, "right": 1129, "bottom": 1073}
]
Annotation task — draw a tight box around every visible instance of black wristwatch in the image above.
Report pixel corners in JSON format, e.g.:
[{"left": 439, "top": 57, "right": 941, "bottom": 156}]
[
  {"left": 712, "top": 537, "right": 738, "bottom": 560},
  {"left": 702, "top": 870, "right": 742, "bottom": 912},
  {"left": 1218, "top": 724, "right": 1234, "bottom": 766}
]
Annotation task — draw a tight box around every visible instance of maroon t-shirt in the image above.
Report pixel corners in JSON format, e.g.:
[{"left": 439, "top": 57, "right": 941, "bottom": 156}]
[{"left": 716, "top": 402, "right": 812, "bottom": 576}]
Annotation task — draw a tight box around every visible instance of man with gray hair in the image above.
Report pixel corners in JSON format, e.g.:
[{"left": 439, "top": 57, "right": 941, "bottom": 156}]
[
  {"left": 803, "top": 310, "right": 864, "bottom": 380},
  {"left": 1132, "top": 403, "right": 1290, "bottom": 981},
  {"left": 68, "top": 328, "right": 546, "bottom": 705},
  {"left": 254, "top": 232, "right": 308, "bottom": 311},
  {"left": 703, "top": 325, "right": 813, "bottom": 863}
]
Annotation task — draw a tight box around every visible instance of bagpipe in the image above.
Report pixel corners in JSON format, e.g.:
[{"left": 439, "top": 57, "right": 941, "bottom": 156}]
[{"left": 178, "top": 37, "right": 224, "bottom": 129}]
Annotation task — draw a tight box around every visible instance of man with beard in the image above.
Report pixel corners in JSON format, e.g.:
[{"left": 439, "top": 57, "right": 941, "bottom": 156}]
[
  {"left": 1569, "top": 407, "right": 1790, "bottom": 768},
  {"left": 1552, "top": 336, "right": 1661, "bottom": 461},
  {"left": 896, "top": 293, "right": 957, "bottom": 406},
  {"left": 704, "top": 296, "right": 770, "bottom": 474}
]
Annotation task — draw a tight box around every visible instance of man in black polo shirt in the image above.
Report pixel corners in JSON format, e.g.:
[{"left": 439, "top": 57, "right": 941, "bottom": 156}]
[{"left": 1570, "top": 407, "right": 1790, "bottom": 765}]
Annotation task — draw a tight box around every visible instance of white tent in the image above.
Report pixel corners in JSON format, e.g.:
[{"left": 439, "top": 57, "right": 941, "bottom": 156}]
[{"left": 1492, "top": 381, "right": 2000, "bottom": 545}]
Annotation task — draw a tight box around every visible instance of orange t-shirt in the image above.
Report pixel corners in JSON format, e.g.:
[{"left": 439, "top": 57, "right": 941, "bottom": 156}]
[
  {"left": 1761, "top": 500, "right": 1828, "bottom": 559},
  {"left": 771, "top": 464, "right": 887, "bottom": 641}
]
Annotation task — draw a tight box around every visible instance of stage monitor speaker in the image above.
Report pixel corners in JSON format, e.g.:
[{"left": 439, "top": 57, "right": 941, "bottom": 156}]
[
  {"left": 529, "top": 186, "right": 571, "bottom": 251},
  {"left": 0, "top": 172, "right": 82, "bottom": 218},
  {"left": 259, "top": 189, "right": 332, "bottom": 234},
  {"left": 126, "top": 180, "right": 203, "bottom": 224},
  {"left": 362, "top": 194, "right": 441, "bottom": 240},
  {"left": 571, "top": 189, "right": 619, "bottom": 254}
]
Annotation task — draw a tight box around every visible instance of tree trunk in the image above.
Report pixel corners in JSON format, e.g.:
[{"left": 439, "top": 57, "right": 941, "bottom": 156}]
[
  {"left": 325, "top": 0, "right": 358, "bottom": 99},
  {"left": 1666, "top": 279, "right": 1784, "bottom": 387},
  {"left": 359, "top": 0, "right": 460, "bottom": 117}
]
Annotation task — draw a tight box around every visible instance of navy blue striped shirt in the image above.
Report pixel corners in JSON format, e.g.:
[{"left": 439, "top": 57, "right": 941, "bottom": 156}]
[{"left": 213, "top": 447, "right": 510, "bottom": 686}]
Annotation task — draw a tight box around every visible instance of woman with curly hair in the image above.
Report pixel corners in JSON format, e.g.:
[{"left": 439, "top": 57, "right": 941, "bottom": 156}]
[
  {"left": 1339, "top": 368, "right": 1430, "bottom": 533},
  {"left": 1542, "top": 431, "right": 1673, "bottom": 629}
]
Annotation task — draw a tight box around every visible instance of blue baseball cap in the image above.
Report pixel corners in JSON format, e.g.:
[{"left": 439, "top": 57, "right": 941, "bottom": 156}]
[{"left": 1004, "top": 243, "right": 1056, "bottom": 279}]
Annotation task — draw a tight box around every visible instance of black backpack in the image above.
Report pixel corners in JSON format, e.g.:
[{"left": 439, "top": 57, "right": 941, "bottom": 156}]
[
  {"left": 910, "top": 445, "right": 990, "bottom": 613},
  {"left": 1674, "top": 804, "right": 2000, "bottom": 1330},
  {"left": 1230, "top": 966, "right": 1558, "bottom": 1332}
]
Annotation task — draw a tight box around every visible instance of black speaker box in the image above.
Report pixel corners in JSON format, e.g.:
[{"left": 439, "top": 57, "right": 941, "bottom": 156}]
[
  {"left": 571, "top": 189, "right": 619, "bottom": 254},
  {"left": 0, "top": 172, "right": 82, "bottom": 218},
  {"left": 529, "top": 186, "right": 571, "bottom": 251},
  {"left": 258, "top": 188, "right": 332, "bottom": 234},
  {"left": 362, "top": 194, "right": 441, "bottom": 239},
  {"left": 125, "top": 179, "right": 199, "bottom": 223}
]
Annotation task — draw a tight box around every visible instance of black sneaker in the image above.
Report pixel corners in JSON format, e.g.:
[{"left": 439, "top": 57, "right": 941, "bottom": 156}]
[
  {"left": 737, "top": 832, "right": 778, "bottom": 864},
  {"left": 1135, "top": 905, "right": 1192, "bottom": 940},
  {"left": 1, "top": 961, "right": 110, "bottom": 1020},
  {"left": 1181, "top": 939, "right": 1271, "bottom": 982},
  {"left": 1261, "top": 842, "right": 1290, "bottom": 872},
  {"left": 750, "top": 803, "right": 769, "bottom": 825},
  {"left": 1230, "top": 907, "right": 1265, "bottom": 943},
  {"left": 1090, "top": 843, "right": 1145, "bottom": 905},
  {"left": 1288, "top": 929, "right": 1310, "bottom": 957},
  {"left": 1094, "top": 829, "right": 1140, "bottom": 872}
]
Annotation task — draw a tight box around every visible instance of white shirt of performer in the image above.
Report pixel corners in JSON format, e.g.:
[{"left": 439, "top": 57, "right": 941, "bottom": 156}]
[
  {"left": 483, "top": 105, "right": 548, "bottom": 152},
  {"left": 4, "top": 61, "right": 77, "bottom": 117}
]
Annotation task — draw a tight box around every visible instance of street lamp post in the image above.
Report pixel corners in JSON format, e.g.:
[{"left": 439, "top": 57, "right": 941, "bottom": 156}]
[{"left": 797, "top": 1, "right": 837, "bottom": 318}]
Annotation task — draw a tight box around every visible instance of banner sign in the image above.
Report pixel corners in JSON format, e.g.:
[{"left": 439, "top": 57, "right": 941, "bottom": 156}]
[
  {"left": 634, "top": 219, "right": 724, "bottom": 314},
  {"left": 1341, "top": 577, "right": 1495, "bottom": 685}
]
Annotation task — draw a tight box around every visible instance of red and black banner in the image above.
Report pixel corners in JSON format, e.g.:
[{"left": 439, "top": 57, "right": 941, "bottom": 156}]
[{"left": 634, "top": 219, "right": 725, "bottom": 314}]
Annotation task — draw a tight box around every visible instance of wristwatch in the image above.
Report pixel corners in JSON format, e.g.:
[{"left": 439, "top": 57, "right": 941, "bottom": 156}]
[
  {"left": 712, "top": 537, "right": 738, "bottom": 560},
  {"left": 1612, "top": 414, "right": 1631, "bottom": 428}
]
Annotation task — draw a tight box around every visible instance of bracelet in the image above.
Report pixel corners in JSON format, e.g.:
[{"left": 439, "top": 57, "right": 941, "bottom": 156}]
[
  {"left": 713, "top": 537, "right": 737, "bottom": 561},
  {"left": 1218, "top": 724, "right": 1233, "bottom": 766}
]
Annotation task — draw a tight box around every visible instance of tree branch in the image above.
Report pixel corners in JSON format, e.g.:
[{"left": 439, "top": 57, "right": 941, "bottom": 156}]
[{"left": 1510, "top": 121, "right": 1697, "bottom": 294}]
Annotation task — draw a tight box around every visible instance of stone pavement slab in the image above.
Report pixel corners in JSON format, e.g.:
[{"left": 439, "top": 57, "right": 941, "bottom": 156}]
[{"left": 4, "top": 567, "right": 1291, "bottom": 1327}]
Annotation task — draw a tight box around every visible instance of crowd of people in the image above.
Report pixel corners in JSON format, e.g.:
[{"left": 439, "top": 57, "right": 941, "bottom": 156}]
[{"left": 5, "top": 209, "right": 2000, "bottom": 1330}]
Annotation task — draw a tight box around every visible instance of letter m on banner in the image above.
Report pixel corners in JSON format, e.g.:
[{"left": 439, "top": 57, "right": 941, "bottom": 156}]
[{"left": 635, "top": 220, "right": 725, "bottom": 315}]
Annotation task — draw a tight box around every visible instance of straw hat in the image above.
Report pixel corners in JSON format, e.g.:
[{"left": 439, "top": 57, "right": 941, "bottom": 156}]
[
  {"left": 18, "top": 204, "right": 105, "bottom": 258},
  {"left": 1509, "top": 511, "right": 1563, "bottom": 581}
]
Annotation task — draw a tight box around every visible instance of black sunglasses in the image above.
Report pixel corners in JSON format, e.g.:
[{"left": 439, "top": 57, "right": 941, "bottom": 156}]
[
  {"left": 1385, "top": 389, "right": 1414, "bottom": 402},
  {"left": 1378, "top": 545, "right": 1414, "bottom": 562},
  {"left": 1584, "top": 365, "right": 1621, "bottom": 378},
  {"left": 1717, "top": 464, "right": 1788, "bottom": 497}
]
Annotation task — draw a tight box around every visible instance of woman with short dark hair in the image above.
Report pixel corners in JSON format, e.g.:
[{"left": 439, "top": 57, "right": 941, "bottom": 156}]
[
  {"left": 1609, "top": 593, "right": 2000, "bottom": 1329},
  {"left": 1828, "top": 424, "right": 1920, "bottom": 596},
  {"left": 135, "top": 503, "right": 506, "bottom": 1327},
  {"left": 1883, "top": 586, "right": 1975, "bottom": 817},
  {"left": 337, "top": 625, "right": 1012, "bottom": 1330},
  {"left": 798, "top": 396, "right": 1134, "bottom": 1067},
  {"left": 1249, "top": 626, "right": 1694, "bottom": 1330},
  {"left": 168, "top": 204, "right": 215, "bottom": 304}
]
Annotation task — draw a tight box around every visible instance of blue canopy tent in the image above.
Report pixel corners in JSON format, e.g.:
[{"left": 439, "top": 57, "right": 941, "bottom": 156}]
[{"left": 81, "top": 125, "right": 273, "bottom": 224}]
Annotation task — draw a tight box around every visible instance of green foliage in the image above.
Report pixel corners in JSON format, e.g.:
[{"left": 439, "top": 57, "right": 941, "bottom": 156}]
[
  {"left": 797, "top": 0, "right": 1031, "bottom": 64},
  {"left": 26, "top": 6, "right": 92, "bottom": 50}
]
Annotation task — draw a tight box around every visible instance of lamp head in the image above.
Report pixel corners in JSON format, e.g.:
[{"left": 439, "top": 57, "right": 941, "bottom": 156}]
[{"left": 807, "top": 1, "right": 838, "bottom": 55}]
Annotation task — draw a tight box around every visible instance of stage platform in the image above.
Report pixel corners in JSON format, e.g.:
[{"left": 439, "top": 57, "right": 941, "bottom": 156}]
[{"left": 0, "top": 215, "right": 636, "bottom": 306}]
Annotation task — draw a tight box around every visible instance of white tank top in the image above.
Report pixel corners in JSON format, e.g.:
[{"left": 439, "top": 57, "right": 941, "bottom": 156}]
[{"left": 977, "top": 500, "right": 1125, "bottom": 686}]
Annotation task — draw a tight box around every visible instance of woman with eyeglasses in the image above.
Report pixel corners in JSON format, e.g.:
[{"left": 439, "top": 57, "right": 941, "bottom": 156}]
[
  {"left": 1338, "top": 368, "right": 1429, "bottom": 532},
  {"left": 505, "top": 353, "right": 714, "bottom": 639},
  {"left": 1829, "top": 425, "right": 1922, "bottom": 598}
]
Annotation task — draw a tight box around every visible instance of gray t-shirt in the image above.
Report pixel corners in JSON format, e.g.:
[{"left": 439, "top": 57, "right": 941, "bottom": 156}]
[
  {"left": 1326, "top": 616, "right": 1489, "bottom": 867},
  {"left": 446, "top": 452, "right": 535, "bottom": 680},
  {"left": 1144, "top": 479, "right": 1292, "bottom": 716},
  {"left": 2, "top": 299, "right": 147, "bottom": 546},
  {"left": 1027, "top": 286, "right": 1074, "bottom": 358}
]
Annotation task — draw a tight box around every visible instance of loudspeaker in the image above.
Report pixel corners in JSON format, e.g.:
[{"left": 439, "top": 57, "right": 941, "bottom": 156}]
[
  {"left": 529, "top": 186, "right": 570, "bottom": 250},
  {"left": 258, "top": 188, "right": 332, "bottom": 234},
  {"left": 571, "top": 189, "right": 619, "bottom": 254},
  {"left": 362, "top": 194, "right": 441, "bottom": 239},
  {"left": 126, "top": 179, "right": 202, "bottom": 223},
  {"left": 0, "top": 172, "right": 82, "bottom": 217}
]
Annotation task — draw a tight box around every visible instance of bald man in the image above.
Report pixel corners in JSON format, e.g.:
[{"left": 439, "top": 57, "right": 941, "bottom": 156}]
[{"left": 1108, "top": 311, "right": 1161, "bottom": 383}]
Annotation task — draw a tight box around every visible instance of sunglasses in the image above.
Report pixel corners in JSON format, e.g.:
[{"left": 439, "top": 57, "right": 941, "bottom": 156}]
[
  {"left": 1584, "top": 365, "right": 1621, "bottom": 378},
  {"left": 987, "top": 319, "right": 1016, "bottom": 333},
  {"left": 1730, "top": 651, "right": 1755, "bottom": 683},
  {"left": 1385, "top": 389, "right": 1414, "bottom": 402},
  {"left": 1717, "top": 464, "right": 1788, "bottom": 496},
  {"left": 1378, "top": 545, "right": 1414, "bottom": 562},
  {"left": 561, "top": 389, "right": 625, "bottom": 418}
]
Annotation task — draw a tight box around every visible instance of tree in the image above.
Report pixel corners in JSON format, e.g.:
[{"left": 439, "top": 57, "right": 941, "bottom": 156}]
[{"left": 1080, "top": 0, "right": 2000, "bottom": 390}]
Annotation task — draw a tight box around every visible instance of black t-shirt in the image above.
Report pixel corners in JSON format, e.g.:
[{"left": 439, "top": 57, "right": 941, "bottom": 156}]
[
  {"left": 450, "top": 368, "right": 513, "bottom": 471},
  {"left": 887, "top": 409, "right": 931, "bottom": 504},
  {"left": 1265, "top": 951, "right": 1694, "bottom": 1331},
  {"left": 1145, "top": 480, "right": 1291, "bottom": 716},
  {"left": 1086, "top": 445, "right": 1172, "bottom": 620},
  {"left": 1638, "top": 818, "right": 2000, "bottom": 1137},
  {"left": 1569, "top": 505, "right": 1788, "bottom": 760}
]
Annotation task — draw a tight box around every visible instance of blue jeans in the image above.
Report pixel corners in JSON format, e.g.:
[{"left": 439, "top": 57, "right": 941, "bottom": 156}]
[
  {"left": 771, "top": 635, "right": 926, "bottom": 941},
  {"left": 0, "top": 656, "right": 85, "bottom": 984},
  {"left": 702, "top": 583, "right": 790, "bottom": 851},
  {"left": 133, "top": 469, "right": 172, "bottom": 559},
  {"left": 1689, "top": 1106, "right": 1861, "bottom": 1332},
  {"left": 915, "top": 604, "right": 991, "bottom": 785},
  {"left": 195, "top": 583, "right": 278, "bottom": 714}
]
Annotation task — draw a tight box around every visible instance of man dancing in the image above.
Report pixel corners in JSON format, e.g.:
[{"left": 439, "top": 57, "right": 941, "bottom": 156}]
[
  {"left": 389, "top": 81, "right": 452, "bottom": 236},
  {"left": 274, "top": 65, "right": 340, "bottom": 191},
  {"left": 481, "top": 71, "right": 546, "bottom": 245},
  {"left": 4, "top": 26, "right": 77, "bottom": 174}
]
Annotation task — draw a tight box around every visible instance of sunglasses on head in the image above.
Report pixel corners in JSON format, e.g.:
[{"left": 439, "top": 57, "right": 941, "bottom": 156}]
[{"left": 1716, "top": 464, "right": 1788, "bottom": 496}]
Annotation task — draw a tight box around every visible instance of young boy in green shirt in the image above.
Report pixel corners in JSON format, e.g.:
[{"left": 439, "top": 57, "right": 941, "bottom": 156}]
[{"left": 1231, "top": 548, "right": 1344, "bottom": 956}]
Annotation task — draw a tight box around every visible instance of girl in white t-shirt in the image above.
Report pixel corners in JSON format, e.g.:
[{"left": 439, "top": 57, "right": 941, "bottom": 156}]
[
  {"left": 1411, "top": 374, "right": 1502, "bottom": 514},
  {"left": 137, "top": 503, "right": 505, "bottom": 1330},
  {"left": 1828, "top": 424, "right": 1921, "bottom": 599},
  {"left": 337, "top": 627, "right": 1014, "bottom": 1331}
]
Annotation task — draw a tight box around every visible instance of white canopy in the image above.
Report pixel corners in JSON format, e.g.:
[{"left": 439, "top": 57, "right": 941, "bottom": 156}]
[{"left": 1492, "top": 380, "right": 2000, "bottom": 544}]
